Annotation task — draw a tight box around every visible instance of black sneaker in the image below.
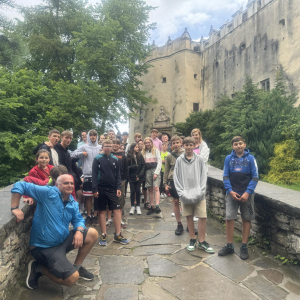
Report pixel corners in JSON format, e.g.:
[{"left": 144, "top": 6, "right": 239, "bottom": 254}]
[
  {"left": 175, "top": 224, "right": 184, "bottom": 235},
  {"left": 26, "top": 260, "right": 42, "bottom": 289},
  {"left": 147, "top": 206, "right": 156, "bottom": 215},
  {"left": 91, "top": 216, "right": 98, "bottom": 226},
  {"left": 144, "top": 202, "right": 151, "bottom": 210},
  {"left": 79, "top": 266, "right": 94, "bottom": 281},
  {"left": 218, "top": 245, "right": 235, "bottom": 256},
  {"left": 155, "top": 206, "right": 161, "bottom": 214},
  {"left": 240, "top": 246, "right": 249, "bottom": 260},
  {"left": 85, "top": 216, "right": 92, "bottom": 226},
  {"left": 186, "top": 226, "right": 198, "bottom": 235}
]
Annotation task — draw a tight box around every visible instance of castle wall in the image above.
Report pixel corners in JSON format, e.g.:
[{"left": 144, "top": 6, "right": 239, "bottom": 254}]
[{"left": 129, "top": 0, "right": 300, "bottom": 140}]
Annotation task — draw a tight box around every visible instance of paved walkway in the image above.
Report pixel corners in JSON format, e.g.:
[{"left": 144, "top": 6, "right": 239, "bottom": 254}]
[{"left": 12, "top": 196, "right": 300, "bottom": 300}]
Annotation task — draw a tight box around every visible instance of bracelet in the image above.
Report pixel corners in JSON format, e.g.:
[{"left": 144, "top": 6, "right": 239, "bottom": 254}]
[{"left": 11, "top": 206, "right": 19, "bottom": 211}]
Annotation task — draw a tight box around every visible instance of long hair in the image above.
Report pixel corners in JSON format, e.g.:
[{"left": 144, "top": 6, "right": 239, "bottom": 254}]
[
  {"left": 142, "top": 137, "right": 156, "bottom": 156},
  {"left": 127, "top": 143, "right": 141, "bottom": 161},
  {"left": 191, "top": 128, "right": 203, "bottom": 143}
]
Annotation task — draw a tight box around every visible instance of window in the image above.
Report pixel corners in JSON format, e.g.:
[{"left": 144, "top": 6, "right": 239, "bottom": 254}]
[
  {"left": 261, "top": 79, "right": 270, "bottom": 91},
  {"left": 215, "top": 62, "right": 219, "bottom": 68},
  {"left": 162, "top": 77, "right": 166, "bottom": 83},
  {"left": 193, "top": 103, "right": 199, "bottom": 112},
  {"left": 194, "top": 74, "right": 197, "bottom": 79},
  {"left": 240, "top": 43, "right": 246, "bottom": 51},
  {"left": 242, "top": 12, "right": 247, "bottom": 23},
  {"left": 139, "top": 109, "right": 143, "bottom": 121}
]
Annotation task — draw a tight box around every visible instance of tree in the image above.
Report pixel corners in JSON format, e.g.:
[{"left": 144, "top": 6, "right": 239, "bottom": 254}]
[{"left": 174, "top": 72, "right": 298, "bottom": 175}]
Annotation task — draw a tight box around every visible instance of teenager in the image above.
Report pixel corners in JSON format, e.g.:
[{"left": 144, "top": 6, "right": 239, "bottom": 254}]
[
  {"left": 127, "top": 143, "right": 145, "bottom": 215},
  {"left": 142, "top": 137, "right": 162, "bottom": 215}
]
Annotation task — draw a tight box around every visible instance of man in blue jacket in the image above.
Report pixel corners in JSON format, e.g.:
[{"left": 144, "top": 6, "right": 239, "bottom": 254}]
[
  {"left": 218, "top": 136, "right": 259, "bottom": 260},
  {"left": 11, "top": 174, "right": 99, "bottom": 290}
]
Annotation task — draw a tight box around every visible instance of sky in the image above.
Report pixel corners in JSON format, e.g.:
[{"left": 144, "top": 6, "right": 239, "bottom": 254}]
[{"left": 2, "top": 0, "right": 249, "bottom": 132}]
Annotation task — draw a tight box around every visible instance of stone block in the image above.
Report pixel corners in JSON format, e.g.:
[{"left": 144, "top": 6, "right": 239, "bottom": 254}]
[
  {"left": 274, "top": 212, "right": 291, "bottom": 224},
  {"left": 285, "top": 281, "right": 300, "bottom": 295},
  {"left": 270, "top": 241, "right": 287, "bottom": 257},
  {"left": 287, "top": 233, "right": 300, "bottom": 254},
  {"left": 0, "top": 262, "right": 12, "bottom": 283},
  {"left": 275, "top": 221, "right": 290, "bottom": 231},
  {"left": 211, "top": 201, "right": 221, "bottom": 208},
  {"left": 272, "top": 231, "right": 288, "bottom": 247},
  {"left": 212, "top": 207, "right": 225, "bottom": 216}
]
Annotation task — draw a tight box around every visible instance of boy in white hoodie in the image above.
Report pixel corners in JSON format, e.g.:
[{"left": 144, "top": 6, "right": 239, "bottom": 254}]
[
  {"left": 71, "top": 130, "right": 102, "bottom": 226},
  {"left": 174, "top": 137, "right": 214, "bottom": 253}
]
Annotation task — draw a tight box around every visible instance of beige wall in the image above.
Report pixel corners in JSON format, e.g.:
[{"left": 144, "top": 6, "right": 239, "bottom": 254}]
[{"left": 129, "top": 0, "right": 300, "bottom": 141}]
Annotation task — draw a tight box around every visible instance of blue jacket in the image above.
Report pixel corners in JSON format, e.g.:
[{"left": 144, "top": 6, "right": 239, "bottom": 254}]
[
  {"left": 11, "top": 182, "right": 85, "bottom": 248},
  {"left": 223, "top": 149, "right": 259, "bottom": 195}
]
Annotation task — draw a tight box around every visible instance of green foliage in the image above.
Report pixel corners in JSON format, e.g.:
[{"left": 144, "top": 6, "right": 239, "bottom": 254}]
[
  {"left": 174, "top": 72, "right": 298, "bottom": 175},
  {"left": 0, "top": 0, "right": 156, "bottom": 186},
  {"left": 264, "top": 140, "right": 300, "bottom": 184},
  {"left": 275, "top": 255, "right": 299, "bottom": 265},
  {"left": 233, "top": 235, "right": 242, "bottom": 243}
]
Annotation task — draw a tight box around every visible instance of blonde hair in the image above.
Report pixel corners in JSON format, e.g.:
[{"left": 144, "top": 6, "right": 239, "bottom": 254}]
[
  {"left": 61, "top": 130, "right": 73, "bottom": 138},
  {"left": 134, "top": 133, "right": 142, "bottom": 139},
  {"left": 142, "top": 137, "right": 156, "bottom": 156},
  {"left": 191, "top": 128, "right": 202, "bottom": 143}
]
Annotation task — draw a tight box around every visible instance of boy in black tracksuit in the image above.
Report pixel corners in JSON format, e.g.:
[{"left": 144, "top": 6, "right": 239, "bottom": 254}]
[{"left": 92, "top": 140, "right": 129, "bottom": 246}]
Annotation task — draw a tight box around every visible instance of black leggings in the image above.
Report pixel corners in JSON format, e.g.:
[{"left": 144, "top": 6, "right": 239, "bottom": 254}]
[{"left": 130, "top": 180, "right": 141, "bottom": 207}]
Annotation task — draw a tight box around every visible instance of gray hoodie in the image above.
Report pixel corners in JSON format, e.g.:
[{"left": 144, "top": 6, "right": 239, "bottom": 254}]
[
  {"left": 71, "top": 131, "right": 102, "bottom": 177},
  {"left": 173, "top": 152, "right": 207, "bottom": 204}
]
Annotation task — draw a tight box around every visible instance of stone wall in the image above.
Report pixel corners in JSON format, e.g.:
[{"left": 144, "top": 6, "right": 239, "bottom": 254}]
[
  {"left": 207, "top": 166, "right": 300, "bottom": 260},
  {"left": 0, "top": 185, "right": 34, "bottom": 300}
]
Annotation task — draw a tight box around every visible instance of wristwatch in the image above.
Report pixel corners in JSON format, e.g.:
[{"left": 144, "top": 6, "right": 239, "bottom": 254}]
[{"left": 77, "top": 228, "right": 84, "bottom": 234}]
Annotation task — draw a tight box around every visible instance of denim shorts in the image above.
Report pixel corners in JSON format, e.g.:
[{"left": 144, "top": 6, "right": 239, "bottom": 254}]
[{"left": 225, "top": 193, "right": 255, "bottom": 221}]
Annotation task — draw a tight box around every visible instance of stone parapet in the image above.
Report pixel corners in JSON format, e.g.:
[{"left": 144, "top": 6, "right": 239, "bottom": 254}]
[
  {"left": 206, "top": 166, "right": 300, "bottom": 260},
  {"left": 0, "top": 185, "right": 34, "bottom": 300}
]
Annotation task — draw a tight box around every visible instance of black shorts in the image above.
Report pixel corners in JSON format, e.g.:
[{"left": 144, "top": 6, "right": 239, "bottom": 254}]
[
  {"left": 31, "top": 229, "right": 88, "bottom": 280},
  {"left": 169, "top": 180, "right": 179, "bottom": 199},
  {"left": 94, "top": 188, "right": 120, "bottom": 211},
  {"left": 83, "top": 177, "right": 93, "bottom": 197}
]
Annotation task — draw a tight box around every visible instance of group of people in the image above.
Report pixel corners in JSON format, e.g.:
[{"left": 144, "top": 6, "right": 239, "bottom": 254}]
[{"left": 10, "top": 126, "right": 258, "bottom": 291}]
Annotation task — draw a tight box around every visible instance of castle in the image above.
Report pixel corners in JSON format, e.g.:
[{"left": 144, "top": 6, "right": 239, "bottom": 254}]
[{"left": 129, "top": 0, "right": 300, "bottom": 139}]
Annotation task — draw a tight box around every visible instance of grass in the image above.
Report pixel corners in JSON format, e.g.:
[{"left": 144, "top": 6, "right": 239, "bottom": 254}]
[
  {"left": 273, "top": 182, "right": 300, "bottom": 192},
  {"left": 144, "top": 268, "right": 149, "bottom": 274}
]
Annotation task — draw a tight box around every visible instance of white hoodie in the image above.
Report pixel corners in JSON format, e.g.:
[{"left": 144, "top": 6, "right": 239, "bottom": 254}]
[
  {"left": 71, "top": 131, "right": 102, "bottom": 177},
  {"left": 174, "top": 152, "right": 207, "bottom": 204}
]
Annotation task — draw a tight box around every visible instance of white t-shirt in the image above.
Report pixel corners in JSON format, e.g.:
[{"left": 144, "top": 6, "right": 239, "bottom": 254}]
[{"left": 51, "top": 148, "right": 59, "bottom": 166}]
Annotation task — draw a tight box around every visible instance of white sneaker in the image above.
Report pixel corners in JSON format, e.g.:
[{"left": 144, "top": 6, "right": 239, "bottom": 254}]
[
  {"left": 193, "top": 217, "right": 199, "bottom": 222},
  {"left": 129, "top": 206, "right": 135, "bottom": 215},
  {"left": 136, "top": 206, "right": 142, "bottom": 215},
  {"left": 171, "top": 212, "right": 175, "bottom": 217}
]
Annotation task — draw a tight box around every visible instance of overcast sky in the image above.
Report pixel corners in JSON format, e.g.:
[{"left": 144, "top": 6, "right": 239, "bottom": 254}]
[{"left": 2, "top": 0, "right": 248, "bottom": 132}]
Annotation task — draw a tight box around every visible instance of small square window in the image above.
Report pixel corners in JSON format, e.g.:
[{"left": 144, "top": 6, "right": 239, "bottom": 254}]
[
  {"left": 193, "top": 103, "right": 199, "bottom": 112},
  {"left": 194, "top": 74, "right": 197, "bottom": 79},
  {"left": 162, "top": 77, "right": 166, "bottom": 83},
  {"left": 260, "top": 79, "right": 270, "bottom": 91}
]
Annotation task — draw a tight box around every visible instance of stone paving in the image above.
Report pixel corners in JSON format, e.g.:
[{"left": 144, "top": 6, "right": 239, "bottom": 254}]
[{"left": 10, "top": 195, "right": 300, "bottom": 300}]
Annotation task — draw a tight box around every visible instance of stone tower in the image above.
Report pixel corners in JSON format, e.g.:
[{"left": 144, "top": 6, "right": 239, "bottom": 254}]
[{"left": 129, "top": 0, "right": 300, "bottom": 140}]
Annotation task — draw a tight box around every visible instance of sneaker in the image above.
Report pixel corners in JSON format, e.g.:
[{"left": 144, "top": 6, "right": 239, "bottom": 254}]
[
  {"left": 114, "top": 233, "right": 129, "bottom": 244},
  {"left": 155, "top": 206, "right": 161, "bottom": 214},
  {"left": 129, "top": 206, "right": 135, "bottom": 215},
  {"left": 85, "top": 216, "right": 92, "bottom": 226},
  {"left": 198, "top": 241, "right": 214, "bottom": 254},
  {"left": 144, "top": 202, "right": 151, "bottom": 210},
  {"left": 193, "top": 217, "right": 199, "bottom": 222},
  {"left": 121, "top": 220, "right": 127, "bottom": 229},
  {"left": 186, "top": 226, "right": 198, "bottom": 235},
  {"left": 99, "top": 234, "right": 107, "bottom": 246},
  {"left": 78, "top": 266, "right": 94, "bottom": 281},
  {"left": 136, "top": 206, "right": 142, "bottom": 215},
  {"left": 240, "top": 246, "right": 249, "bottom": 260},
  {"left": 91, "top": 216, "right": 98, "bottom": 226},
  {"left": 106, "top": 219, "right": 112, "bottom": 228},
  {"left": 26, "top": 260, "right": 42, "bottom": 290},
  {"left": 171, "top": 212, "right": 175, "bottom": 217},
  {"left": 218, "top": 245, "right": 234, "bottom": 256},
  {"left": 175, "top": 224, "right": 184, "bottom": 235},
  {"left": 147, "top": 206, "right": 156, "bottom": 215},
  {"left": 187, "top": 239, "right": 197, "bottom": 252}
]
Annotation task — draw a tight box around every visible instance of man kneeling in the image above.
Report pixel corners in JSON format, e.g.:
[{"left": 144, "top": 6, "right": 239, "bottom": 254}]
[{"left": 11, "top": 174, "right": 99, "bottom": 289}]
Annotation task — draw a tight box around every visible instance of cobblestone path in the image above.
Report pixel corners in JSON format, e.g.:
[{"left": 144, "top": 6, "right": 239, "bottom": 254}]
[{"left": 11, "top": 196, "right": 300, "bottom": 300}]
